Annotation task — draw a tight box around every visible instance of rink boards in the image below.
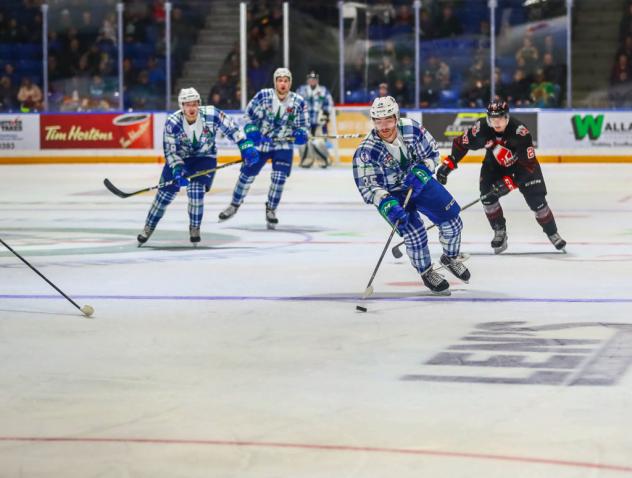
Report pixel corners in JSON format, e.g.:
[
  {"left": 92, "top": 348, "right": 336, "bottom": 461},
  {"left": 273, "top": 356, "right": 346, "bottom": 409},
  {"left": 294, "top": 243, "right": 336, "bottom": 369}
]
[{"left": 1, "top": 109, "right": 631, "bottom": 164}]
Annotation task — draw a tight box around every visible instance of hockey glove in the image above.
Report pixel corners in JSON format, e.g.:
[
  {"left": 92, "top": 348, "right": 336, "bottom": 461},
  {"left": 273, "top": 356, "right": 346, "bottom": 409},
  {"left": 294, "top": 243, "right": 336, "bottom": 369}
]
[
  {"left": 436, "top": 155, "right": 456, "bottom": 185},
  {"left": 172, "top": 164, "right": 189, "bottom": 188},
  {"left": 490, "top": 175, "right": 518, "bottom": 197},
  {"left": 403, "top": 166, "right": 433, "bottom": 199},
  {"left": 292, "top": 128, "right": 308, "bottom": 145},
  {"left": 244, "top": 123, "right": 261, "bottom": 146},
  {"left": 378, "top": 196, "right": 409, "bottom": 235},
  {"left": 237, "top": 139, "right": 260, "bottom": 167}
]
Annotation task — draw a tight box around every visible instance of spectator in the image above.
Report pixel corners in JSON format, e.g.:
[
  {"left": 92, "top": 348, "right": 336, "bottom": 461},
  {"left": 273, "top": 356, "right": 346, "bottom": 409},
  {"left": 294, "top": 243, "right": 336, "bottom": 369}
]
[
  {"left": 616, "top": 34, "right": 632, "bottom": 61},
  {"left": 619, "top": 2, "right": 632, "bottom": 42},
  {"left": 208, "top": 73, "right": 236, "bottom": 109},
  {"left": 542, "top": 53, "right": 565, "bottom": 90},
  {"left": 0, "top": 75, "right": 17, "bottom": 111},
  {"left": 17, "top": 77, "right": 43, "bottom": 111},
  {"left": 436, "top": 4, "right": 463, "bottom": 38},
  {"left": 609, "top": 53, "right": 632, "bottom": 106},
  {"left": 377, "top": 82, "right": 389, "bottom": 98},
  {"left": 515, "top": 36, "right": 539, "bottom": 78},
  {"left": 391, "top": 78, "right": 410, "bottom": 106},
  {"left": 427, "top": 54, "right": 451, "bottom": 89},
  {"left": 530, "top": 68, "right": 558, "bottom": 107},
  {"left": 506, "top": 68, "right": 531, "bottom": 106},
  {"left": 419, "top": 7, "right": 436, "bottom": 39},
  {"left": 419, "top": 70, "right": 439, "bottom": 108}
]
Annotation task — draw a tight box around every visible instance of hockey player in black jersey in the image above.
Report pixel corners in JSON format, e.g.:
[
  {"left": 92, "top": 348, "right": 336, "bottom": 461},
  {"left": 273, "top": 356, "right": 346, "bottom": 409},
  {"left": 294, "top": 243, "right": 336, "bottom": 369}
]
[{"left": 436, "top": 100, "right": 566, "bottom": 254}]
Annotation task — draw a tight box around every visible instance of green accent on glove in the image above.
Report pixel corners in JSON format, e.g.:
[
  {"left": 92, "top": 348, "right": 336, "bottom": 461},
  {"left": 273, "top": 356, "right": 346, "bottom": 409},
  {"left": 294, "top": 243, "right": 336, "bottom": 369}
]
[
  {"left": 244, "top": 123, "right": 259, "bottom": 134},
  {"left": 238, "top": 139, "right": 255, "bottom": 151},
  {"left": 378, "top": 197, "right": 399, "bottom": 221},
  {"left": 410, "top": 166, "right": 432, "bottom": 185}
]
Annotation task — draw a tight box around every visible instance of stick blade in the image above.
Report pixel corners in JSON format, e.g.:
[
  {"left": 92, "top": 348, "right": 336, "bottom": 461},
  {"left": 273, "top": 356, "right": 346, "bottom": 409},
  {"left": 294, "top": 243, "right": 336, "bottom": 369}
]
[
  {"left": 391, "top": 244, "right": 404, "bottom": 259},
  {"left": 103, "top": 178, "right": 132, "bottom": 198}
]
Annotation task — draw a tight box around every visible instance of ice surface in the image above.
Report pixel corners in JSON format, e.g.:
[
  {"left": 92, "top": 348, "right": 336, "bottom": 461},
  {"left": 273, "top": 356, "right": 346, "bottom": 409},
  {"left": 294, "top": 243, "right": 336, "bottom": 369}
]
[{"left": 1, "top": 163, "right": 631, "bottom": 477}]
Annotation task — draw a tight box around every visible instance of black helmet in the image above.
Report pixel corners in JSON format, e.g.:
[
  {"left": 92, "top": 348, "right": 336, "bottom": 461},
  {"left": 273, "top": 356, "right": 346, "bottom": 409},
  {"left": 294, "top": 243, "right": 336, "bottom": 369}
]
[
  {"left": 307, "top": 70, "right": 319, "bottom": 80},
  {"left": 487, "top": 100, "right": 509, "bottom": 118}
]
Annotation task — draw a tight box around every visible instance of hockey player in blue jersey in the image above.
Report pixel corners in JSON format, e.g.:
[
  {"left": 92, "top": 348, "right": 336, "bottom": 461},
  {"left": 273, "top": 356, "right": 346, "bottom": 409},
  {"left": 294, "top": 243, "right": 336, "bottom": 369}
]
[
  {"left": 296, "top": 70, "right": 334, "bottom": 168},
  {"left": 218, "top": 67, "right": 309, "bottom": 229},
  {"left": 136, "top": 87, "right": 259, "bottom": 246},
  {"left": 352, "top": 96, "right": 470, "bottom": 295}
]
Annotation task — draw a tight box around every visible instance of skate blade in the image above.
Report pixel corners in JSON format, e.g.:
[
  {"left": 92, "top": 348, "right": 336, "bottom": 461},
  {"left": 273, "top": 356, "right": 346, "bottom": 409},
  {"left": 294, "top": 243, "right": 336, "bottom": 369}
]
[
  {"left": 431, "top": 289, "right": 451, "bottom": 296},
  {"left": 266, "top": 223, "right": 276, "bottom": 230},
  {"left": 493, "top": 243, "right": 508, "bottom": 254}
]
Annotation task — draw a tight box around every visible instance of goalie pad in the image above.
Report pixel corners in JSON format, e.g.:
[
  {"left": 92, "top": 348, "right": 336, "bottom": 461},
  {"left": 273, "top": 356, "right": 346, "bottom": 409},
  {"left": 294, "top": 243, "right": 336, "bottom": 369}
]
[{"left": 492, "top": 144, "right": 517, "bottom": 167}]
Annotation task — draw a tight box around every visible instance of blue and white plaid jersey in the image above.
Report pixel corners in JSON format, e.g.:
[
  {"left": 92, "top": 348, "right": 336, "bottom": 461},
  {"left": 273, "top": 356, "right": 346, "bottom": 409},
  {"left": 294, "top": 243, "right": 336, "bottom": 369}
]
[
  {"left": 163, "top": 105, "right": 245, "bottom": 169},
  {"left": 295, "top": 84, "right": 333, "bottom": 127},
  {"left": 245, "top": 88, "right": 309, "bottom": 152},
  {"left": 352, "top": 117, "right": 440, "bottom": 206}
]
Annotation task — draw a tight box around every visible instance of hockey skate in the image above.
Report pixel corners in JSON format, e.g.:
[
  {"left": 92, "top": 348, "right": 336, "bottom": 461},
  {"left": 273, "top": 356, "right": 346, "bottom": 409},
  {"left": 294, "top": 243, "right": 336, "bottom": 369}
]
[
  {"left": 548, "top": 232, "right": 567, "bottom": 252},
  {"left": 137, "top": 225, "right": 154, "bottom": 247},
  {"left": 218, "top": 203, "right": 239, "bottom": 222},
  {"left": 190, "top": 226, "right": 201, "bottom": 246},
  {"left": 421, "top": 266, "right": 451, "bottom": 296},
  {"left": 491, "top": 227, "right": 508, "bottom": 254},
  {"left": 265, "top": 203, "right": 278, "bottom": 230},
  {"left": 440, "top": 254, "right": 471, "bottom": 283}
]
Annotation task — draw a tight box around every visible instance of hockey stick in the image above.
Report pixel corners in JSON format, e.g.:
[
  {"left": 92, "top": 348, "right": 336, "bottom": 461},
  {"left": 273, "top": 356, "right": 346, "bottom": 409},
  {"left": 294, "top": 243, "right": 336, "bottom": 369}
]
[
  {"left": 391, "top": 189, "right": 499, "bottom": 259},
  {"left": 103, "top": 159, "right": 243, "bottom": 199},
  {"left": 313, "top": 133, "right": 365, "bottom": 140},
  {"left": 356, "top": 188, "right": 413, "bottom": 312},
  {"left": 0, "top": 237, "right": 94, "bottom": 318}
]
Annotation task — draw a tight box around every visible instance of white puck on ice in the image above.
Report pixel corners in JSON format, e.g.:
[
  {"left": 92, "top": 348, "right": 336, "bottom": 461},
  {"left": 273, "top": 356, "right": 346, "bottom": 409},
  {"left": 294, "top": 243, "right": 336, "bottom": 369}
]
[{"left": 81, "top": 304, "right": 95, "bottom": 318}]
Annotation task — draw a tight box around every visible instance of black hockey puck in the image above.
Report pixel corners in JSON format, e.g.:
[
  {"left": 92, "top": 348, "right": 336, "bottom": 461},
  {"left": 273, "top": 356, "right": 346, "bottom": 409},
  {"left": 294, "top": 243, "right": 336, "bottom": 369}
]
[{"left": 356, "top": 305, "right": 368, "bottom": 312}]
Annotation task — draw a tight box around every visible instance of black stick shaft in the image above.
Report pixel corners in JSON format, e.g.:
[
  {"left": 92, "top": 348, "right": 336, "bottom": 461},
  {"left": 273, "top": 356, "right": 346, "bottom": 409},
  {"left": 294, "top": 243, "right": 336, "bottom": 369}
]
[
  {"left": 0, "top": 238, "right": 82, "bottom": 311},
  {"left": 364, "top": 188, "right": 414, "bottom": 292},
  {"left": 105, "top": 159, "right": 243, "bottom": 198}
]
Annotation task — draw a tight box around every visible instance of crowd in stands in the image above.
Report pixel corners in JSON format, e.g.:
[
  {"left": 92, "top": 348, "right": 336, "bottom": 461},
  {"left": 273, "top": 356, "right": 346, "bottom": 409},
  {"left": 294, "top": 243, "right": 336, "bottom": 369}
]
[
  {"left": 207, "top": 0, "right": 283, "bottom": 110},
  {"left": 343, "top": 0, "right": 567, "bottom": 109},
  {"left": 0, "top": 0, "right": 203, "bottom": 112},
  {"left": 610, "top": 0, "right": 632, "bottom": 107}
]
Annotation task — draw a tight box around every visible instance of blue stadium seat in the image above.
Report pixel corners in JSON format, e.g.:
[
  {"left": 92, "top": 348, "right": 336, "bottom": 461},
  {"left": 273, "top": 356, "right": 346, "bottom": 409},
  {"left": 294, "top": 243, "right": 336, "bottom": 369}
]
[{"left": 16, "top": 44, "right": 42, "bottom": 60}]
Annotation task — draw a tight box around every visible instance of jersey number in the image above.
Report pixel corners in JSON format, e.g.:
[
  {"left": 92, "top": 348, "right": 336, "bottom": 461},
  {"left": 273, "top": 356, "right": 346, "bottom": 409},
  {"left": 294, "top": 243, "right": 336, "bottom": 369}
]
[{"left": 527, "top": 147, "right": 535, "bottom": 159}]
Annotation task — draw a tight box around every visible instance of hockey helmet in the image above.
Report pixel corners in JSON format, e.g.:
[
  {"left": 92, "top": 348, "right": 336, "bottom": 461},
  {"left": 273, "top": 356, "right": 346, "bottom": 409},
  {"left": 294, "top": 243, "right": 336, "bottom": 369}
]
[
  {"left": 178, "top": 87, "right": 201, "bottom": 109},
  {"left": 306, "top": 70, "right": 319, "bottom": 80},
  {"left": 370, "top": 96, "right": 399, "bottom": 120},
  {"left": 273, "top": 67, "right": 292, "bottom": 84},
  {"left": 487, "top": 100, "right": 509, "bottom": 118}
]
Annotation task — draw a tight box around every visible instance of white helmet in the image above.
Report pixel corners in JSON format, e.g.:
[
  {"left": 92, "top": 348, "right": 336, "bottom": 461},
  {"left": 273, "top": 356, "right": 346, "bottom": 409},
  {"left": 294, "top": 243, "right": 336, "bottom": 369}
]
[
  {"left": 178, "top": 87, "right": 201, "bottom": 109},
  {"left": 273, "top": 67, "right": 292, "bottom": 85},
  {"left": 370, "top": 96, "right": 399, "bottom": 120}
]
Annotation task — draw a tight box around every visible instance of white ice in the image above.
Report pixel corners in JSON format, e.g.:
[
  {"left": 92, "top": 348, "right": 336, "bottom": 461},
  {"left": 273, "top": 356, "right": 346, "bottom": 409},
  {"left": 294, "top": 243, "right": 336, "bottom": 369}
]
[{"left": 0, "top": 162, "right": 631, "bottom": 477}]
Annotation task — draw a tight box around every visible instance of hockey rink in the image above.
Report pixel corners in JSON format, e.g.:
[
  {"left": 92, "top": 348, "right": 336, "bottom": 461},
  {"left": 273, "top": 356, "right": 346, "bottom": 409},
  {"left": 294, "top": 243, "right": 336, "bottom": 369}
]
[{"left": 1, "top": 162, "right": 631, "bottom": 477}]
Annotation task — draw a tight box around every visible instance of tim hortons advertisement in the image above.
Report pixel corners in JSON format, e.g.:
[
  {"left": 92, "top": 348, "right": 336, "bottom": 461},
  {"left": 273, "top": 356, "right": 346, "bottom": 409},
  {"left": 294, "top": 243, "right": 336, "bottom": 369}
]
[
  {"left": 0, "top": 114, "right": 39, "bottom": 150},
  {"left": 421, "top": 111, "right": 538, "bottom": 148},
  {"left": 40, "top": 113, "right": 153, "bottom": 149}
]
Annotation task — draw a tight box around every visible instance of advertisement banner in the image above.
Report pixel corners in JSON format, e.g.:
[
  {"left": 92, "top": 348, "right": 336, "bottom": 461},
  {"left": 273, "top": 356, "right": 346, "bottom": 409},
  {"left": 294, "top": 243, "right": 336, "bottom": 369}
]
[
  {"left": 40, "top": 113, "right": 153, "bottom": 149},
  {"left": 421, "top": 111, "right": 538, "bottom": 148},
  {"left": 539, "top": 111, "right": 632, "bottom": 149},
  {"left": 0, "top": 114, "right": 39, "bottom": 150}
]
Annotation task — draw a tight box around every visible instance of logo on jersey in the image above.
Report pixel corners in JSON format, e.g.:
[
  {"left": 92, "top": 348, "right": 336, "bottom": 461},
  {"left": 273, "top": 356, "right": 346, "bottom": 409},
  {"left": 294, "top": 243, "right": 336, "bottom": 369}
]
[
  {"left": 516, "top": 125, "right": 529, "bottom": 136},
  {"left": 359, "top": 151, "right": 370, "bottom": 163}
]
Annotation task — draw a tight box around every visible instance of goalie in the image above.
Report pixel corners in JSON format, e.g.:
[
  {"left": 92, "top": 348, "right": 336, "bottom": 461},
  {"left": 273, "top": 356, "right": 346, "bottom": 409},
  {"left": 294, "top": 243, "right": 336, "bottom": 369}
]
[
  {"left": 437, "top": 100, "right": 567, "bottom": 254},
  {"left": 296, "top": 70, "right": 334, "bottom": 168}
]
